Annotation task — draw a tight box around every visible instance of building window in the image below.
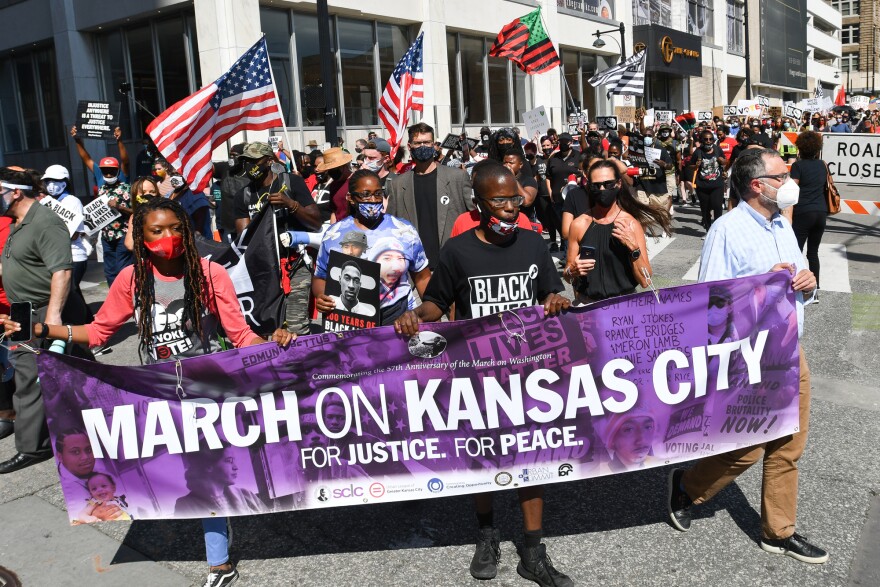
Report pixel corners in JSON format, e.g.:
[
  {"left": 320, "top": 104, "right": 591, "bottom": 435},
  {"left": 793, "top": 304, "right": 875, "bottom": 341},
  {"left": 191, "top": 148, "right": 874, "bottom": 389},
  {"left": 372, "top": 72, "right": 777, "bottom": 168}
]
[
  {"left": 832, "top": 0, "right": 860, "bottom": 16},
  {"left": 632, "top": 0, "right": 672, "bottom": 27},
  {"left": 842, "top": 24, "right": 860, "bottom": 45},
  {"left": 560, "top": 49, "right": 599, "bottom": 123},
  {"left": 447, "top": 32, "right": 532, "bottom": 125},
  {"left": 95, "top": 11, "right": 201, "bottom": 138},
  {"left": 0, "top": 45, "right": 65, "bottom": 153},
  {"left": 688, "top": 0, "right": 714, "bottom": 45},
  {"left": 841, "top": 53, "right": 859, "bottom": 72},
  {"left": 727, "top": 0, "right": 745, "bottom": 55}
]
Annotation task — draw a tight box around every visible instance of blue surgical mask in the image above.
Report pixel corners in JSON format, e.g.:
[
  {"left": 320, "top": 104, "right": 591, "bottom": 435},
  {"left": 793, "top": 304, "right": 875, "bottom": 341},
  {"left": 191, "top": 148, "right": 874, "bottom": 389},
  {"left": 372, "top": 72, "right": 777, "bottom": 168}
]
[
  {"left": 644, "top": 137, "right": 654, "bottom": 146},
  {"left": 357, "top": 202, "right": 383, "bottom": 221}
]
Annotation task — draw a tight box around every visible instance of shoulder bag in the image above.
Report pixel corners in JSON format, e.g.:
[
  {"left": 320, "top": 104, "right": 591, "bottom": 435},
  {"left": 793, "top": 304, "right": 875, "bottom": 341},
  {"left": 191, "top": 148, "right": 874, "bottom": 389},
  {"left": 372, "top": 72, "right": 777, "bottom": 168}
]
[{"left": 822, "top": 160, "right": 841, "bottom": 215}]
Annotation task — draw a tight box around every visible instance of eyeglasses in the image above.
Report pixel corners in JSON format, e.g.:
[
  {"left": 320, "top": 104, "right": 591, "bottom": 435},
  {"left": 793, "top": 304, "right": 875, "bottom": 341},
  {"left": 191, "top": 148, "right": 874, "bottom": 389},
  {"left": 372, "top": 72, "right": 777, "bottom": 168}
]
[
  {"left": 756, "top": 173, "right": 790, "bottom": 183},
  {"left": 590, "top": 179, "right": 619, "bottom": 190},
  {"left": 709, "top": 297, "right": 729, "bottom": 309},
  {"left": 350, "top": 189, "right": 385, "bottom": 201},
  {"left": 482, "top": 195, "right": 524, "bottom": 208}
]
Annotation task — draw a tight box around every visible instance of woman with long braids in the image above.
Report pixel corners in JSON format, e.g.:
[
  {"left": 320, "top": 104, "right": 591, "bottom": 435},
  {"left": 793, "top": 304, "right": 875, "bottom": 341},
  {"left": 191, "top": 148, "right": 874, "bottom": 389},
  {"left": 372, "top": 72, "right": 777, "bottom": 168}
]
[
  {"left": 2, "top": 197, "right": 293, "bottom": 587},
  {"left": 564, "top": 159, "right": 672, "bottom": 303}
]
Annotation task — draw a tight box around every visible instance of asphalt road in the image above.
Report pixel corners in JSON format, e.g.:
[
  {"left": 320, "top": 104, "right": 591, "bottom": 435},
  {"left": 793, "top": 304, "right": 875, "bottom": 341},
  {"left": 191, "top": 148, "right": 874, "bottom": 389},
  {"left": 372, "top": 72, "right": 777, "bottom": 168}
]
[{"left": 0, "top": 202, "right": 878, "bottom": 587}]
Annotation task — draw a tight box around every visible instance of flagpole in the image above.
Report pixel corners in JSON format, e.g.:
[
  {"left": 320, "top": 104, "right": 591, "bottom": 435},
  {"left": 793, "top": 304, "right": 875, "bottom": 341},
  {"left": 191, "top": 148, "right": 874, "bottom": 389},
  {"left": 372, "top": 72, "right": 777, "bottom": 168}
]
[
  {"left": 537, "top": 8, "right": 576, "bottom": 127},
  {"left": 262, "top": 33, "right": 299, "bottom": 173}
]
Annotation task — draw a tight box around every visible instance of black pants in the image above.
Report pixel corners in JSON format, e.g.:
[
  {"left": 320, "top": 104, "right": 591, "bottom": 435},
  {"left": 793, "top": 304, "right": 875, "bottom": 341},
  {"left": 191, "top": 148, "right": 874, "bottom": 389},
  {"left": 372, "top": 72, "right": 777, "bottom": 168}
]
[
  {"left": 696, "top": 186, "right": 724, "bottom": 230},
  {"left": 535, "top": 195, "right": 559, "bottom": 244},
  {"left": 792, "top": 211, "right": 827, "bottom": 287}
]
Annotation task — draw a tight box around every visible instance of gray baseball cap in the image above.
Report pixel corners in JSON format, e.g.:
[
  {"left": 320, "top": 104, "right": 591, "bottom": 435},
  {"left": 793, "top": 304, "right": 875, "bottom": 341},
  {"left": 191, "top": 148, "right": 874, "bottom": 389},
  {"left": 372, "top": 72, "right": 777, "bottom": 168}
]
[{"left": 340, "top": 230, "right": 367, "bottom": 247}]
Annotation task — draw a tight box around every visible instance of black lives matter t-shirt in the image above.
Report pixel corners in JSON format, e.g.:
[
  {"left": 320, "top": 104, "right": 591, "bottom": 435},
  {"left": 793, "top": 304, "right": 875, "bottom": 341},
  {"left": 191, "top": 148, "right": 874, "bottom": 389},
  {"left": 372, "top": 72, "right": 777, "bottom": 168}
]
[{"left": 424, "top": 229, "right": 563, "bottom": 320}]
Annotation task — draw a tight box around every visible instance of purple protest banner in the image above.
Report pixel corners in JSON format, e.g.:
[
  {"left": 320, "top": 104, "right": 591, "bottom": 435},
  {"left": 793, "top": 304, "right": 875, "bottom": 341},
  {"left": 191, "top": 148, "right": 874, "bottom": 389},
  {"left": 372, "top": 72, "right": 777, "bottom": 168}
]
[{"left": 37, "top": 272, "right": 800, "bottom": 524}]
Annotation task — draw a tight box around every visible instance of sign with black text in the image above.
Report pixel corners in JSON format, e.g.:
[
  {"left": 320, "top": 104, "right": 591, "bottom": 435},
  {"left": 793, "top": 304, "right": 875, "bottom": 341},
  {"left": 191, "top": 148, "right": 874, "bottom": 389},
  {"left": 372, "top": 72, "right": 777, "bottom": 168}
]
[
  {"left": 40, "top": 196, "right": 83, "bottom": 237},
  {"left": 596, "top": 116, "right": 618, "bottom": 130},
  {"left": 75, "top": 101, "right": 121, "bottom": 140},
  {"left": 82, "top": 194, "right": 121, "bottom": 236}
]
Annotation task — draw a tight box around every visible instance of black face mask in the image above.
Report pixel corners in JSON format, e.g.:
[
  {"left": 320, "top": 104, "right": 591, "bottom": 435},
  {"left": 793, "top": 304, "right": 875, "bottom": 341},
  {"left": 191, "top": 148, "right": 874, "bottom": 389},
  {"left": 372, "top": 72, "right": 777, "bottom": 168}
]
[
  {"left": 558, "top": 141, "right": 571, "bottom": 151},
  {"left": 542, "top": 148, "right": 553, "bottom": 156},
  {"left": 301, "top": 165, "right": 314, "bottom": 178},
  {"left": 246, "top": 161, "right": 269, "bottom": 184},
  {"left": 592, "top": 187, "right": 619, "bottom": 207},
  {"left": 328, "top": 167, "right": 344, "bottom": 181}
]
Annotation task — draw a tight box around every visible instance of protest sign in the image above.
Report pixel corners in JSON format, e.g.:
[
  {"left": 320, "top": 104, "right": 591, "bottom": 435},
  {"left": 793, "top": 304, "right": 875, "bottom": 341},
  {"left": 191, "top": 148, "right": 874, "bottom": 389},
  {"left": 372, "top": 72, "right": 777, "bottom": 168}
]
[
  {"left": 614, "top": 106, "right": 636, "bottom": 124},
  {"left": 643, "top": 108, "right": 655, "bottom": 128},
  {"left": 755, "top": 95, "right": 770, "bottom": 109},
  {"left": 440, "top": 133, "right": 478, "bottom": 151},
  {"left": 40, "top": 196, "right": 83, "bottom": 237},
  {"left": 723, "top": 105, "right": 737, "bottom": 117},
  {"left": 596, "top": 116, "right": 618, "bottom": 131},
  {"left": 323, "top": 250, "right": 380, "bottom": 333},
  {"left": 822, "top": 133, "right": 880, "bottom": 186},
  {"left": 655, "top": 110, "right": 674, "bottom": 124},
  {"left": 522, "top": 106, "right": 551, "bottom": 139},
  {"left": 644, "top": 146, "right": 663, "bottom": 167},
  {"left": 268, "top": 136, "right": 281, "bottom": 150},
  {"left": 38, "top": 273, "right": 801, "bottom": 523},
  {"left": 627, "top": 134, "right": 649, "bottom": 167},
  {"left": 850, "top": 95, "right": 870, "bottom": 111},
  {"left": 567, "top": 109, "right": 589, "bottom": 136},
  {"left": 75, "top": 101, "right": 120, "bottom": 140},
  {"left": 736, "top": 100, "right": 761, "bottom": 117},
  {"left": 695, "top": 111, "right": 712, "bottom": 123},
  {"left": 711, "top": 106, "right": 724, "bottom": 119},
  {"left": 799, "top": 97, "right": 819, "bottom": 112},
  {"left": 82, "top": 195, "right": 121, "bottom": 236},
  {"left": 783, "top": 102, "right": 803, "bottom": 120}
]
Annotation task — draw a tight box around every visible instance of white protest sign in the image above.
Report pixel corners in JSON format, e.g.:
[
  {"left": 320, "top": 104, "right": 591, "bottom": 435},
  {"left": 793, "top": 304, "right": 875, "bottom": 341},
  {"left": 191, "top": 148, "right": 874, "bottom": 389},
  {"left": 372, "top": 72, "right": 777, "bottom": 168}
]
[
  {"left": 850, "top": 95, "right": 870, "bottom": 110},
  {"left": 822, "top": 133, "right": 880, "bottom": 187},
  {"left": 723, "top": 105, "right": 737, "bottom": 117},
  {"left": 799, "top": 98, "right": 820, "bottom": 112},
  {"left": 655, "top": 110, "right": 674, "bottom": 123},
  {"left": 268, "top": 136, "right": 281, "bottom": 150},
  {"left": 83, "top": 194, "right": 121, "bottom": 236},
  {"left": 522, "top": 105, "right": 551, "bottom": 139},
  {"left": 597, "top": 116, "right": 618, "bottom": 131},
  {"left": 645, "top": 146, "right": 663, "bottom": 167},
  {"left": 821, "top": 97, "right": 834, "bottom": 112},
  {"left": 783, "top": 102, "right": 803, "bottom": 120},
  {"left": 696, "top": 111, "right": 712, "bottom": 123},
  {"left": 643, "top": 108, "right": 655, "bottom": 127},
  {"left": 737, "top": 100, "right": 761, "bottom": 116},
  {"left": 40, "top": 196, "right": 83, "bottom": 237},
  {"left": 755, "top": 95, "right": 770, "bottom": 108}
]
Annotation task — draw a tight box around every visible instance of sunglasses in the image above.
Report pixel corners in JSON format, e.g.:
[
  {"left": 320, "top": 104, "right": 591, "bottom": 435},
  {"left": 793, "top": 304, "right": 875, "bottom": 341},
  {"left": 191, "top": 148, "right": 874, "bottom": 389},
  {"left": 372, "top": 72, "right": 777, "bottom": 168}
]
[{"left": 590, "top": 179, "right": 619, "bottom": 191}]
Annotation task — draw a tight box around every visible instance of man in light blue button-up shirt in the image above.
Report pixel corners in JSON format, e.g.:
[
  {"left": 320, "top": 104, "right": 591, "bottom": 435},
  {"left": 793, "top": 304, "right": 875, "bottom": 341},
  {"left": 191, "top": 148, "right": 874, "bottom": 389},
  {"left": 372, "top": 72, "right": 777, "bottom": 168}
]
[{"left": 667, "top": 149, "right": 828, "bottom": 564}]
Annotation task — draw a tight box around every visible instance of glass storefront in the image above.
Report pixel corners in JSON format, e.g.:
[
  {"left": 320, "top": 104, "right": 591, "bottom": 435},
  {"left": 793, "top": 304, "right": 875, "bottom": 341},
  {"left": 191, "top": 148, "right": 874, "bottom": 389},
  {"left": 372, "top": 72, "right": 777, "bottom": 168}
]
[{"left": 0, "top": 44, "right": 65, "bottom": 153}]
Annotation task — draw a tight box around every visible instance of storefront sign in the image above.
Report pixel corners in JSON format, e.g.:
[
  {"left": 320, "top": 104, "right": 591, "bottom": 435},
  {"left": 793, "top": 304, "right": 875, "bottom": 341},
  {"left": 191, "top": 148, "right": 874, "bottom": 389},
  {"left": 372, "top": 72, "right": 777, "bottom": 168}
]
[{"left": 632, "top": 25, "right": 702, "bottom": 78}]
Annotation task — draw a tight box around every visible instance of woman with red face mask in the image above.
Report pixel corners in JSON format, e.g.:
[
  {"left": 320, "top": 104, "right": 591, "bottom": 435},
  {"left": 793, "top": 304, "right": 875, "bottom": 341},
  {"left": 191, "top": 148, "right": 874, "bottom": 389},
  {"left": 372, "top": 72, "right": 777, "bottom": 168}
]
[{"left": 1, "top": 196, "right": 293, "bottom": 587}]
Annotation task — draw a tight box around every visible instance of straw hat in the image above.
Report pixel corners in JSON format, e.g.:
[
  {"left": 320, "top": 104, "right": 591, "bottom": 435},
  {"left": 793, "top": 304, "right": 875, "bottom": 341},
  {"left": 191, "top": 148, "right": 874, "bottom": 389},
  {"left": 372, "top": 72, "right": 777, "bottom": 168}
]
[{"left": 315, "top": 147, "right": 352, "bottom": 172}]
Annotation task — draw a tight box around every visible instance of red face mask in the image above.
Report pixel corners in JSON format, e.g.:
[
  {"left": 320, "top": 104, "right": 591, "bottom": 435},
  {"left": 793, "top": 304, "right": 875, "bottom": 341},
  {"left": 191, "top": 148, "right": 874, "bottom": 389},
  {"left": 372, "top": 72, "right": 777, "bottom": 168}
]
[{"left": 144, "top": 235, "right": 185, "bottom": 259}]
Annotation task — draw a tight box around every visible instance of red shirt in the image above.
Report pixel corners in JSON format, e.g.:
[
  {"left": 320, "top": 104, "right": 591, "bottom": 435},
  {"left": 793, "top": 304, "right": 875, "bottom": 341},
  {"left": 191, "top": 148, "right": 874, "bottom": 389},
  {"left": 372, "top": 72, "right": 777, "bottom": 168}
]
[
  {"left": 450, "top": 210, "right": 539, "bottom": 238},
  {"left": 0, "top": 217, "right": 12, "bottom": 314},
  {"left": 719, "top": 137, "right": 738, "bottom": 157}
]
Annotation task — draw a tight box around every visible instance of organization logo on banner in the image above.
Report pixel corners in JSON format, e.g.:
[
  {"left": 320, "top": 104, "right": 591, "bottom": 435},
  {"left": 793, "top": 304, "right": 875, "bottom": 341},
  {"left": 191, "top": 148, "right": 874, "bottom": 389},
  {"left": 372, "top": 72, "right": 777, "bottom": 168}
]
[
  {"left": 557, "top": 463, "right": 574, "bottom": 477},
  {"left": 518, "top": 467, "right": 554, "bottom": 483},
  {"left": 316, "top": 486, "right": 330, "bottom": 502},
  {"left": 369, "top": 482, "right": 386, "bottom": 498},
  {"left": 427, "top": 478, "right": 444, "bottom": 493},
  {"left": 468, "top": 266, "right": 537, "bottom": 317},
  {"left": 494, "top": 472, "right": 513, "bottom": 487}
]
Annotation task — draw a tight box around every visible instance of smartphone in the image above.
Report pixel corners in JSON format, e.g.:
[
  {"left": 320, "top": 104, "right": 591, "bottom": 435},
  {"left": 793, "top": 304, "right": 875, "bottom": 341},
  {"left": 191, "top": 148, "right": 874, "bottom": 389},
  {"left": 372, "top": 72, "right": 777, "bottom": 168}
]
[
  {"left": 9, "top": 301, "right": 33, "bottom": 342},
  {"left": 579, "top": 245, "right": 596, "bottom": 260}
]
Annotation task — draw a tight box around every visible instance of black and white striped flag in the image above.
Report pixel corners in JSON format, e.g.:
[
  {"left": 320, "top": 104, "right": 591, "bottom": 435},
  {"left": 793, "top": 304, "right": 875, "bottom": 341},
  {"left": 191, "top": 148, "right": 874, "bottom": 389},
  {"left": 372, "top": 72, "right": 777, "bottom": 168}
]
[
  {"left": 815, "top": 85, "right": 824, "bottom": 99},
  {"left": 588, "top": 50, "right": 647, "bottom": 97}
]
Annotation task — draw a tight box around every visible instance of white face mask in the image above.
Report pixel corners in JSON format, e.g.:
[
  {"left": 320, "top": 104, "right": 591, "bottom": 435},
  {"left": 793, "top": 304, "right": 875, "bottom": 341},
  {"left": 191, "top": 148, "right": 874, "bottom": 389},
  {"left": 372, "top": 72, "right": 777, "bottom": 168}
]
[
  {"left": 103, "top": 174, "right": 118, "bottom": 185},
  {"left": 761, "top": 177, "right": 800, "bottom": 210},
  {"left": 45, "top": 181, "right": 66, "bottom": 197}
]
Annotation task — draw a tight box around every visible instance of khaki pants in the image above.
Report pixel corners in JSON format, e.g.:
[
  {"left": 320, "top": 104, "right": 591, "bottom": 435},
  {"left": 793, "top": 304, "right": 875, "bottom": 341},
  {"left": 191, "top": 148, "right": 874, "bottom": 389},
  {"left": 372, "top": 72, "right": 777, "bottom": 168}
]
[
  {"left": 682, "top": 347, "right": 811, "bottom": 540},
  {"left": 635, "top": 189, "right": 671, "bottom": 210}
]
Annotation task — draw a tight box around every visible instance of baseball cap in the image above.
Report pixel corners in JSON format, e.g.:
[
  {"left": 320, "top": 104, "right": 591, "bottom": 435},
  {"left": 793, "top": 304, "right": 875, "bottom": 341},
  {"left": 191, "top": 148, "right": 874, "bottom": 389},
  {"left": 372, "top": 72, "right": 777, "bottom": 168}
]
[
  {"left": 42, "top": 164, "right": 70, "bottom": 180},
  {"left": 340, "top": 231, "right": 368, "bottom": 247},
  {"left": 98, "top": 157, "right": 120, "bottom": 169},
  {"left": 370, "top": 138, "right": 392, "bottom": 154},
  {"left": 240, "top": 142, "right": 274, "bottom": 160},
  {"left": 558, "top": 132, "right": 573, "bottom": 141}
]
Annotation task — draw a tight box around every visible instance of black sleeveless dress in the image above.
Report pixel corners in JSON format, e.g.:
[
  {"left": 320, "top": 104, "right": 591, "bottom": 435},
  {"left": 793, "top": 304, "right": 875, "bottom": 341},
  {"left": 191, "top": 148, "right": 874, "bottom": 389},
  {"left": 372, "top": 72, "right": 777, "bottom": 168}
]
[{"left": 575, "top": 218, "right": 638, "bottom": 301}]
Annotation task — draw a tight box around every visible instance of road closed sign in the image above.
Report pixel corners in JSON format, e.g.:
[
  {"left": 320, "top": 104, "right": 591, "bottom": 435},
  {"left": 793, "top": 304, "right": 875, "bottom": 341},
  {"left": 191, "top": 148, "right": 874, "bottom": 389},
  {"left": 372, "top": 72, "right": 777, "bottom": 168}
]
[{"left": 823, "top": 133, "right": 880, "bottom": 186}]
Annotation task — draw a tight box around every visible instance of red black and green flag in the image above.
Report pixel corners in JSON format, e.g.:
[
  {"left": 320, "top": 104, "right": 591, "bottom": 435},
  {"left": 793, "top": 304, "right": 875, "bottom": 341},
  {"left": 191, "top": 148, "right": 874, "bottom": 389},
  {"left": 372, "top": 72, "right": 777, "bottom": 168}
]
[{"left": 489, "top": 8, "right": 560, "bottom": 74}]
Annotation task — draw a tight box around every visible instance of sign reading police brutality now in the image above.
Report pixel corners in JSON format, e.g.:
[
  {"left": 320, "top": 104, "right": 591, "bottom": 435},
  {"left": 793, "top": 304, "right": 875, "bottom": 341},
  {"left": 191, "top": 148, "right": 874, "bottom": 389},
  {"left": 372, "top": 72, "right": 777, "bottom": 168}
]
[
  {"left": 37, "top": 273, "right": 800, "bottom": 523},
  {"left": 823, "top": 133, "right": 880, "bottom": 185},
  {"left": 75, "top": 101, "right": 120, "bottom": 140}
]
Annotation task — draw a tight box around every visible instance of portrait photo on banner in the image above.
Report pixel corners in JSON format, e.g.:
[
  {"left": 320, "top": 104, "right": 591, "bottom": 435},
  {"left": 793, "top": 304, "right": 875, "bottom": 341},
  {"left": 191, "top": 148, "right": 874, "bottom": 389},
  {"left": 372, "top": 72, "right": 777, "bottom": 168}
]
[{"left": 322, "top": 249, "right": 381, "bottom": 332}]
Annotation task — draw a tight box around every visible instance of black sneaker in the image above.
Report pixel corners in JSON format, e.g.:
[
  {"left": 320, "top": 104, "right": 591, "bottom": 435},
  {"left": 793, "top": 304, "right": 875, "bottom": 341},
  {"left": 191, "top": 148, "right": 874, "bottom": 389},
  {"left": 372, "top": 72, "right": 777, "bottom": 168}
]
[
  {"left": 470, "top": 527, "right": 501, "bottom": 580},
  {"left": 760, "top": 532, "right": 829, "bottom": 564},
  {"left": 667, "top": 468, "right": 693, "bottom": 532},
  {"left": 516, "top": 543, "right": 573, "bottom": 587},
  {"left": 202, "top": 564, "right": 239, "bottom": 587},
  {"left": 548, "top": 242, "right": 560, "bottom": 252}
]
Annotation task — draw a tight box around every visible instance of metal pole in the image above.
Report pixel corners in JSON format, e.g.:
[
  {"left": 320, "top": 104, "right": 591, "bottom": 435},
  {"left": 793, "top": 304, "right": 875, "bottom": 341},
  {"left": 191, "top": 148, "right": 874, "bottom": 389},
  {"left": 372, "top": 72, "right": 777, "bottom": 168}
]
[
  {"left": 744, "top": 0, "right": 751, "bottom": 99},
  {"left": 619, "top": 22, "right": 626, "bottom": 62},
  {"left": 316, "top": 0, "right": 338, "bottom": 146}
]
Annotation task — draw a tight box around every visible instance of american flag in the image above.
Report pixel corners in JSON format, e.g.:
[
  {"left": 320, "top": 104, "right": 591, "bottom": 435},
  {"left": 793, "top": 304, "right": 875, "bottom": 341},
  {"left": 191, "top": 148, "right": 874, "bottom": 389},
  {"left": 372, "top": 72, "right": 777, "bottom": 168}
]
[
  {"left": 378, "top": 33, "right": 424, "bottom": 156},
  {"left": 148, "top": 38, "right": 283, "bottom": 192}
]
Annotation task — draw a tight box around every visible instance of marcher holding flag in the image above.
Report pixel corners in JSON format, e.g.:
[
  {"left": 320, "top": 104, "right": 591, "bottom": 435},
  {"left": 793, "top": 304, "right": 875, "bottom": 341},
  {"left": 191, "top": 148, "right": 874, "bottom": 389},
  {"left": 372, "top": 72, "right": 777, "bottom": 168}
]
[{"left": 1, "top": 197, "right": 294, "bottom": 587}]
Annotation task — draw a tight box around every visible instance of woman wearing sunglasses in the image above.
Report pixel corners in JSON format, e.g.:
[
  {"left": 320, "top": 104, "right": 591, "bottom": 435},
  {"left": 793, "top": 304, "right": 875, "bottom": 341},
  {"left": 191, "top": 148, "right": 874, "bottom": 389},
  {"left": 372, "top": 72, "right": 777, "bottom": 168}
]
[
  {"left": 564, "top": 159, "right": 672, "bottom": 304},
  {"left": 311, "top": 169, "right": 432, "bottom": 326}
]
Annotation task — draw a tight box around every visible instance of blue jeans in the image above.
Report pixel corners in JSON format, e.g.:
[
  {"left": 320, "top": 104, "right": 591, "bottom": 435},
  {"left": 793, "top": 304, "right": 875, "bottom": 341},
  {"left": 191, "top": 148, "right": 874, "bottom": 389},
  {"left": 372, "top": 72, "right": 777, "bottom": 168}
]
[
  {"left": 202, "top": 517, "right": 230, "bottom": 567},
  {"left": 101, "top": 237, "right": 133, "bottom": 287}
]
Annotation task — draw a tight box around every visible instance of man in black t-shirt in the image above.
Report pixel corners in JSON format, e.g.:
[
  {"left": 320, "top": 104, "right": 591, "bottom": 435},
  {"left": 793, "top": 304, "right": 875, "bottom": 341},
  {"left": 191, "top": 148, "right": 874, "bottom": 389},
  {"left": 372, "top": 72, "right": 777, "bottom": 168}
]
[
  {"left": 394, "top": 162, "right": 572, "bottom": 586},
  {"left": 545, "top": 132, "right": 581, "bottom": 251},
  {"left": 233, "top": 142, "right": 321, "bottom": 334}
]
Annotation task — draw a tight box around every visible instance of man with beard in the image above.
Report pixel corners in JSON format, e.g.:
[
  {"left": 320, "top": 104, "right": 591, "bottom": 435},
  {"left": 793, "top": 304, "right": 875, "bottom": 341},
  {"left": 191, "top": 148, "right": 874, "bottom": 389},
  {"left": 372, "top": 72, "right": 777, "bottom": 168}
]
[
  {"left": 234, "top": 142, "right": 321, "bottom": 335},
  {"left": 667, "top": 148, "right": 827, "bottom": 565},
  {"left": 386, "top": 122, "right": 473, "bottom": 270}
]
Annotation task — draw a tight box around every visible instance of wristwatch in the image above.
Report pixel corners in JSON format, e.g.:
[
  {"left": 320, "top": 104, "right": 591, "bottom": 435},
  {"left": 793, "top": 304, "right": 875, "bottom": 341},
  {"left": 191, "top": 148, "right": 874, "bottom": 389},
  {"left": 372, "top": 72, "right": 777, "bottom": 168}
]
[{"left": 630, "top": 248, "right": 641, "bottom": 261}]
